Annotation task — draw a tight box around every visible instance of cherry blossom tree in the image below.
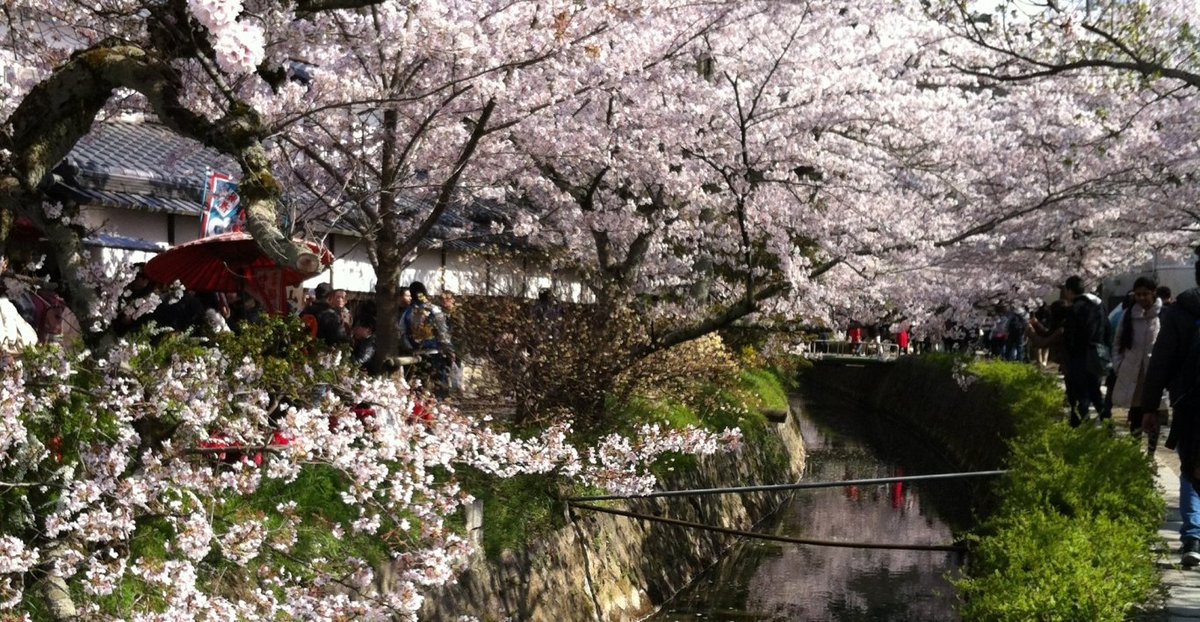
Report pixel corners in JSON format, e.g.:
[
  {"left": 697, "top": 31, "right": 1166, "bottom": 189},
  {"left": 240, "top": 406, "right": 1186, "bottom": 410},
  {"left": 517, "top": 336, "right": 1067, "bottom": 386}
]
[
  {"left": 924, "top": 1, "right": 1200, "bottom": 292},
  {"left": 503, "top": 0, "right": 1200, "bottom": 340},
  {"left": 0, "top": 321, "right": 739, "bottom": 619},
  {"left": 505, "top": 2, "right": 1039, "bottom": 341},
  {"left": 261, "top": 0, "right": 750, "bottom": 358},
  {"left": 0, "top": 2, "right": 746, "bottom": 619}
]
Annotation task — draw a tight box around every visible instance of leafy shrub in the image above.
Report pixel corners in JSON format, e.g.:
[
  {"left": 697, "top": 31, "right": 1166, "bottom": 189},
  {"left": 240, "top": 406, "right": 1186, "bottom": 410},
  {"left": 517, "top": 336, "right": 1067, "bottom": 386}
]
[
  {"left": 616, "top": 333, "right": 741, "bottom": 408},
  {"left": 964, "top": 359, "right": 1065, "bottom": 435},
  {"left": 958, "top": 511, "right": 1157, "bottom": 622},
  {"left": 996, "top": 423, "right": 1163, "bottom": 528},
  {"left": 454, "top": 296, "right": 650, "bottom": 432},
  {"left": 915, "top": 359, "right": 1166, "bottom": 620}
]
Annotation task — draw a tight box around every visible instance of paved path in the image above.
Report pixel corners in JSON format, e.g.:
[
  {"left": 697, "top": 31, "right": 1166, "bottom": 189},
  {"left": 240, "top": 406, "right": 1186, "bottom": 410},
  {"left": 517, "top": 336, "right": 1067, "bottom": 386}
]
[{"left": 1154, "top": 444, "right": 1200, "bottom": 620}]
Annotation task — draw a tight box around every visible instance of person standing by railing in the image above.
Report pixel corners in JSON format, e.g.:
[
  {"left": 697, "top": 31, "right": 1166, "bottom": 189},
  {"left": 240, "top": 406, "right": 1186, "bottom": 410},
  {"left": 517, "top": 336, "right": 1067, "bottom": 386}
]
[{"left": 848, "top": 324, "right": 863, "bottom": 356}]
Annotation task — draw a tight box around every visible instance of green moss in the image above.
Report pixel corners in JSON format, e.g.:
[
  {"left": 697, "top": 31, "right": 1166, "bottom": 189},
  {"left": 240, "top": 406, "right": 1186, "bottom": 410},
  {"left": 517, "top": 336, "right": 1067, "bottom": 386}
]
[
  {"left": 738, "top": 368, "right": 790, "bottom": 412},
  {"left": 459, "top": 469, "right": 565, "bottom": 558}
]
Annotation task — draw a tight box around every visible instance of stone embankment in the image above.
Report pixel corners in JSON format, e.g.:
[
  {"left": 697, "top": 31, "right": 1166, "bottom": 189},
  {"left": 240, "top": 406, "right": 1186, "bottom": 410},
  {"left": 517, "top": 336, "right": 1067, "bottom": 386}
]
[{"left": 418, "top": 413, "right": 805, "bottom": 621}]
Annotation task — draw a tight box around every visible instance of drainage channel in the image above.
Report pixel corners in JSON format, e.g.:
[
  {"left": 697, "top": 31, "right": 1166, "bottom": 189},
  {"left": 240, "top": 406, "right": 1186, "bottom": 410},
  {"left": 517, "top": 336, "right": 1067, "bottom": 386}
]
[{"left": 647, "top": 388, "right": 969, "bottom": 621}]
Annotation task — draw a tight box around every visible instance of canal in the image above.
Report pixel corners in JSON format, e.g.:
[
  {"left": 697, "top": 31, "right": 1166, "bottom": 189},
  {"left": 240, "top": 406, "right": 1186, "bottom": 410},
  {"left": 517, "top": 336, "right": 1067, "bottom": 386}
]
[{"left": 650, "top": 385, "right": 967, "bottom": 621}]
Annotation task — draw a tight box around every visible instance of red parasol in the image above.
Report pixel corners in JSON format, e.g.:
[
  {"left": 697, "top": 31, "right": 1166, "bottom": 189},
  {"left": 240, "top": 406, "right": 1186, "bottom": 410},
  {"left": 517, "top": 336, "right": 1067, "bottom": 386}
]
[{"left": 144, "top": 232, "right": 332, "bottom": 313}]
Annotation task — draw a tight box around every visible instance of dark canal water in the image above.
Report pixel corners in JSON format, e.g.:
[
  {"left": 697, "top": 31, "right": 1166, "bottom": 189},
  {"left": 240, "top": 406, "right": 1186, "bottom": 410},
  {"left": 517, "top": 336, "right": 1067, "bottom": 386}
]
[{"left": 650, "top": 387, "right": 966, "bottom": 621}]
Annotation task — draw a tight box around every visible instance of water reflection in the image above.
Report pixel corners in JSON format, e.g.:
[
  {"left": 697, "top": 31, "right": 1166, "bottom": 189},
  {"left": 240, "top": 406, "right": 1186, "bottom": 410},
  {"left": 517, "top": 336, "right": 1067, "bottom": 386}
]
[{"left": 652, "top": 391, "right": 963, "bottom": 621}]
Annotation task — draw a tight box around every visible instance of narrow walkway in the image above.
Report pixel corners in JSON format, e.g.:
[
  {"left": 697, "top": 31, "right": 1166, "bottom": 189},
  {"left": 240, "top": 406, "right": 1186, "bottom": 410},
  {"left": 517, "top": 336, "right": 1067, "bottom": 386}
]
[{"left": 1154, "top": 444, "right": 1200, "bottom": 620}]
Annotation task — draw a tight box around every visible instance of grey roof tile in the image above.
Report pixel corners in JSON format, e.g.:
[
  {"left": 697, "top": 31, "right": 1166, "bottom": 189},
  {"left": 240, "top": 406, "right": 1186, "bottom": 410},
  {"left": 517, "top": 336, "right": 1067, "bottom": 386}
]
[
  {"left": 69, "top": 121, "right": 237, "bottom": 189},
  {"left": 56, "top": 120, "right": 527, "bottom": 250}
]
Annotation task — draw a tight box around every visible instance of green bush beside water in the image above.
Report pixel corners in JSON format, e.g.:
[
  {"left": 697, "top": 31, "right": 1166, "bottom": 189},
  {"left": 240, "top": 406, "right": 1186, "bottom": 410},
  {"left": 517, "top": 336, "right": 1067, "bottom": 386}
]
[
  {"left": 463, "top": 365, "right": 792, "bottom": 557},
  {"left": 912, "top": 358, "right": 1165, "bottom": 621}
]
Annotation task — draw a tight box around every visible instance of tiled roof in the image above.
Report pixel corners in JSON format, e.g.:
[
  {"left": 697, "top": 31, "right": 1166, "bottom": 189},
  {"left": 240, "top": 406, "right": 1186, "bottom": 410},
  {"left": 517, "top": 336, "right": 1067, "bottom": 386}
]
[
  {"left": 68, "top": 121, "right": 237, "bottom": 199},
  {"left": 54, "top": 120, "right": 524, "bottom": 250},
  {"left": 63, "top": 185, "right": 207, "bottom": 216},
  {"left": 84, "top": 232, "right": 167, "bottom": 252}
]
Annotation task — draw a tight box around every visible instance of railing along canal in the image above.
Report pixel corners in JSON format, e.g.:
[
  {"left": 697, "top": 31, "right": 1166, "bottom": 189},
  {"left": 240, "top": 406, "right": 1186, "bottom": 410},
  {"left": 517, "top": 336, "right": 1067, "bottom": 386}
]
[{"left": 566, "top": 470, "right": 1006, "bottom": 553}]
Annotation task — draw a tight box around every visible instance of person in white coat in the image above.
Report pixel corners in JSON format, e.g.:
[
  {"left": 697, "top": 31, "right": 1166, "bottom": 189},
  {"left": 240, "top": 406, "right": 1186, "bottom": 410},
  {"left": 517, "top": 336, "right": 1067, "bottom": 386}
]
[
  {"left": 1111, "top": 276, "right": 1162, "bottom": 451},
  {"left": 0, "top": 286, "right": 36, "bottom": 356}
]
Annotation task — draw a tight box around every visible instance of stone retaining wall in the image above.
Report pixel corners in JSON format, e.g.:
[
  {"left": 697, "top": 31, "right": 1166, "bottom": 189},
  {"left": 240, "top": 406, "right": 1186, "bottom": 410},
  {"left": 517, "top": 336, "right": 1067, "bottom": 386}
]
[{"left": 418, "top": 413, "right": 805, "bottom": 621}]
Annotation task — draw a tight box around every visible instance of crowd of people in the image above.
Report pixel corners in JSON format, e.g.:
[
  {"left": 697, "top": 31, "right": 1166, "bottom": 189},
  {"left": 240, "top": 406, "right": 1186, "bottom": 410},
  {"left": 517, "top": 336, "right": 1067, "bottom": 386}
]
[
  {"left": 291, "top": 280, "right": 460, "bottom": 397},
  {"left": 0, "top": 262, "right": 463, "bottom": 397},
  {"left": 1019, "top": 276, "right": 1166, "bottom": 439}
]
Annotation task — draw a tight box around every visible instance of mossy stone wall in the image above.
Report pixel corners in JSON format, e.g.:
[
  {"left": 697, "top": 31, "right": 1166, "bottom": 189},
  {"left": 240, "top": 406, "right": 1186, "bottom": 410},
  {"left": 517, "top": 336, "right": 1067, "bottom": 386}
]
[{"left": 417, "top": 413, "right": 805, "bottom": 621}]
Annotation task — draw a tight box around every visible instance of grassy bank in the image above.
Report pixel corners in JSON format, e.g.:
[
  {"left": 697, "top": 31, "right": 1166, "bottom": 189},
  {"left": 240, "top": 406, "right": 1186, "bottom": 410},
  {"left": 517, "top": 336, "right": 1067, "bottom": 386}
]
[
  {"left": 462, "top": 364, "right": 794, "bottom": 557},
  {"left": 882, "top": 356, "right": 1162, "bottom": 621}
]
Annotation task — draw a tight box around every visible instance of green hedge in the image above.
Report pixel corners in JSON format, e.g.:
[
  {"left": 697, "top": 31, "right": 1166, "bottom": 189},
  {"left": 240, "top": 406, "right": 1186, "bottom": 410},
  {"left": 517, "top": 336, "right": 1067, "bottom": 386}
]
[{"left": 886, "top": 357, "right": 1164, "bottom": 621}]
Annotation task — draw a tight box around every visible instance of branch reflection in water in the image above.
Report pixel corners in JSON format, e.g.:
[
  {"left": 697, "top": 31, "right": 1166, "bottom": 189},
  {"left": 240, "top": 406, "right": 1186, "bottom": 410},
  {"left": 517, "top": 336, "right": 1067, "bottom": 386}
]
[{"left": 652, "top": 389, "right": 964, "bottom": 621}]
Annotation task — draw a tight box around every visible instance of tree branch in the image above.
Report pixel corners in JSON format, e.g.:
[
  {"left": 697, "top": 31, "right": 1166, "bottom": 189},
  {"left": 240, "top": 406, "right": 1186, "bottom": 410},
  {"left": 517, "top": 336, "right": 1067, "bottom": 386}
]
[{"left": 636, "top": 281, "right": 789, "bottom": 358}]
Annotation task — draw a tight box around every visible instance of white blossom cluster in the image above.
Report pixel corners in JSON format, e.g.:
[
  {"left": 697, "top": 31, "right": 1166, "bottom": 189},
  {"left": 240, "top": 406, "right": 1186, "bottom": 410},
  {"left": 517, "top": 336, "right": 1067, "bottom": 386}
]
[
  {"left": 0, "top": 336, "right": 737, "bottom": 619},
  {"left": 186, "top": 0, "right": 266, "bottom": 74}
]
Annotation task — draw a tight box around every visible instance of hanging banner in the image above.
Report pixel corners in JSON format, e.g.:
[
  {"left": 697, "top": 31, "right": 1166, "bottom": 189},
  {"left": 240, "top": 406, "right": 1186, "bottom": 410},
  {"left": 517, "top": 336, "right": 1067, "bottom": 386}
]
[
  {"left": 199, "top": 171, "right": 244, "bottom": 238},
  {"left": 247, "top": 266, "right": 288, "bottom": 315}
]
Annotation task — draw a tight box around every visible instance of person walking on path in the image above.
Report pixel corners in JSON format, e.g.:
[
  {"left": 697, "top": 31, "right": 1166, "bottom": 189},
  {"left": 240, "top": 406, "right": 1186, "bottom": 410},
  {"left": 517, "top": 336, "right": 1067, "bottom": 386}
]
[
  {"left": 1111, "top": 277, "right": 1162, "bottom": 451},
  {"left": 1062, "top": 275, "right": 1112, "bottom": 427},
  {"left": 848, "top": 324, "right": 863, "bottom": 355},
  {"left": 1140, "top": 254, "right": 1200, "bottom": 567}
]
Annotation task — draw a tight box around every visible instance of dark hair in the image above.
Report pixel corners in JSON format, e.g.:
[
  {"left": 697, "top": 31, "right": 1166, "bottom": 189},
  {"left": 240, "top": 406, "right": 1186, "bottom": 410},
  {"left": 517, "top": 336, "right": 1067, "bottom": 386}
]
[
  {"left": 1119, "top": 276, "right": 1159, "bottom": 354},
  {"left": 1063, "top": 275, "right": 1085, "bottom": 296},
  {"left": 314, "top": 282, "right": 332, "bottom": 300},
  {"left": 1157, "top": 285, "right": 1173, "bottom": 301},
  {"left": 1047, "top": 299, "right": 1071, "bottom": 329},
  {"left": 1132, "top": 276, "right": 1157, "bottom": 292},
  {"left": 408, "top": 281, "right": 427, "bottom": 298},
  {"left": 354, "top": 300, "right": 377, "bottom": 330},
  {"left": 197, "top": 292, "right": 225, "bottom": 311}
]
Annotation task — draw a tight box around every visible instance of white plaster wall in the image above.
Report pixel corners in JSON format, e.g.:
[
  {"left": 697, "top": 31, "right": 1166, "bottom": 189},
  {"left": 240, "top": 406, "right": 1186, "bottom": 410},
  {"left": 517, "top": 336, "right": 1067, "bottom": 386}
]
[
  {"left": 400, "top": 252, "right": 444, "bottom": 293},
  {"left": 81, "top": 206, "right": 168, "bottom": 242},
  {"left": 93, "top": 247, "right": 160, "bottom": 278},
  {"left": 81, "top": 206, "right": 593, "bottom": 302},
  {"left": 317, "top": 233, "right": 377, "bottom": 293},
  {"left": 442, "top": 250, "right": 488, "bottom": 296}
]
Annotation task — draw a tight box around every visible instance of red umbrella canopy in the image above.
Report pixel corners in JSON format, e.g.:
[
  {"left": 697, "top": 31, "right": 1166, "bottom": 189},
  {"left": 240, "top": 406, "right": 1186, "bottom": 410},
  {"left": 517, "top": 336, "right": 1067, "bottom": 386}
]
[{"left": 143, "top": 232, "right": 333, "bottom": 293}]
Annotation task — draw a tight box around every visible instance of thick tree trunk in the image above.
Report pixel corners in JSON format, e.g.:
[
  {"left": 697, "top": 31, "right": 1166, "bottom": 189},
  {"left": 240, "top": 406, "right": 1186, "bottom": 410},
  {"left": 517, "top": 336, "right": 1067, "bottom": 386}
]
[{"left": 374, "top": 247, "right": 404, "bottom": 364}]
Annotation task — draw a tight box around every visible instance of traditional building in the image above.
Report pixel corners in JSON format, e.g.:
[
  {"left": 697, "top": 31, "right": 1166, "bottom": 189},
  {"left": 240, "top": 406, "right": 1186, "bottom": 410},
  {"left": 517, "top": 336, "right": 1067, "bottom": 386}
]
[{"left": 43, "top": 117, "right": 586, "bottom": 300}]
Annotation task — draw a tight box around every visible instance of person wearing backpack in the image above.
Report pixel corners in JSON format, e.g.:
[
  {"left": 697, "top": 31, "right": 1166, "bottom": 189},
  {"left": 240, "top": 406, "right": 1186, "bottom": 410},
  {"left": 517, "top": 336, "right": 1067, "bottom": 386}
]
[
  {"left": 399, "top": 281, "right": 455, "bottom": 397},
  {"left": 1140, "top": 252, "right": 1200, "bottom": 567}
]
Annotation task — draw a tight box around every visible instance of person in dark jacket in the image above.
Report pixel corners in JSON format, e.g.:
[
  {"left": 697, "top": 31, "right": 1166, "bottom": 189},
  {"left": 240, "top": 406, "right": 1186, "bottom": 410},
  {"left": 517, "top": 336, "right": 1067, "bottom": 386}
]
[
  {"left": 1140, "top": 255, "right": 1200, "bottom": 567},
  {"left": 351, "top": 300, "right": 382, "bottom": 375},
  {"left": 1062, "top": 275, "right": 1111, "bottom": 427},
  {"left": 300, "top": 283, "right": 350, "bottom": 346}
]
